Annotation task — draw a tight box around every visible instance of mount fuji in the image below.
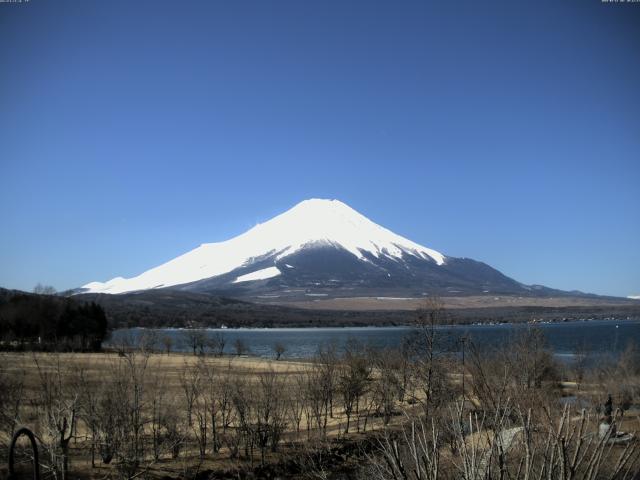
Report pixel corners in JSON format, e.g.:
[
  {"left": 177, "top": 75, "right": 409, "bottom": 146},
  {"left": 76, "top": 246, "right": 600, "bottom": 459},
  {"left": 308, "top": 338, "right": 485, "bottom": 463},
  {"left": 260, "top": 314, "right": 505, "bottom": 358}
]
[{"left": 80, "top": 199, "right": 555, "bottom": 300}]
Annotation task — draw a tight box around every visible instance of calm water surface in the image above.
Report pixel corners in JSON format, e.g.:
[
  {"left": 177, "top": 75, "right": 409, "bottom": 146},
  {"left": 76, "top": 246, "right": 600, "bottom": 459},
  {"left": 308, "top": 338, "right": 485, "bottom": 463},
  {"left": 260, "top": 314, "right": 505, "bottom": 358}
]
[{"left": 108, "top": 318, "right": 640, "bottom": 360}]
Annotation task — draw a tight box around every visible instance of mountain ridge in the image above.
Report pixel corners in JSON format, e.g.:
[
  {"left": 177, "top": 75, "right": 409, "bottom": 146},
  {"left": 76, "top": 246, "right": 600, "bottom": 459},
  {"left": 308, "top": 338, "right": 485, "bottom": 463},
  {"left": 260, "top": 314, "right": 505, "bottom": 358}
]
[
  {"left": 81, "top": 199, "right": 448, "bottom": 295},
  {"left": 79, "top": 199, "right": 599, "bottom": 301}
]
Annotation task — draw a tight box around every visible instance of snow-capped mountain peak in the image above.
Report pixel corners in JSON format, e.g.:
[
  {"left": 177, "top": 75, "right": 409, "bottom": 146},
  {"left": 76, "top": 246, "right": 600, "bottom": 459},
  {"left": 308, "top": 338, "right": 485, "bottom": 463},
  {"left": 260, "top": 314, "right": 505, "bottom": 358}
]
[
  {"left": 231, "top": 199, "right": 445, "bottom": 264},
  {"left": 81, "top": 199, "right": 446, "bottom": 294}
]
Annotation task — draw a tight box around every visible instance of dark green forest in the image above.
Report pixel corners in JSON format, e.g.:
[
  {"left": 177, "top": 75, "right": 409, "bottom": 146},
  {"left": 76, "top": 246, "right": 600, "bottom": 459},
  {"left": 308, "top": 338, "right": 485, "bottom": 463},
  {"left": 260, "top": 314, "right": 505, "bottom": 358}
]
[{"left": 0, "top": 289, "right": 108, "bottom": 351}]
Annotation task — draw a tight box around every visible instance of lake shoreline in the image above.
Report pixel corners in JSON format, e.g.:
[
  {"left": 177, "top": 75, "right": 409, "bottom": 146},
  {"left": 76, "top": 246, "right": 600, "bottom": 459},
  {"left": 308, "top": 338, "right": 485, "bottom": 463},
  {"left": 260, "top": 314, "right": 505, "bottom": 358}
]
[{"left": 106, "top": 318, "right": 640, "bottom": 360}]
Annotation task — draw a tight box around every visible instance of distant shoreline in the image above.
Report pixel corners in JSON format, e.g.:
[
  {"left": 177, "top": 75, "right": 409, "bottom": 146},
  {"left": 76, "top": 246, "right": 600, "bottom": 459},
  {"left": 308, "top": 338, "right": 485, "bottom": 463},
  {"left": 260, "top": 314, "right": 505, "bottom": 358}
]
[
  {"left": 112, "top": 316, "right": 640, "bottom": 332},
  {"left": 114, "top": 316, "right": 640, "bottom": 333}
]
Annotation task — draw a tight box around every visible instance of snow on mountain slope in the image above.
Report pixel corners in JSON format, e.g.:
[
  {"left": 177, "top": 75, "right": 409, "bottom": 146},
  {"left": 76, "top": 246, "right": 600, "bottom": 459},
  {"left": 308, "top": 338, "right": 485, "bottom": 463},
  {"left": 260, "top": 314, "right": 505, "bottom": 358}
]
[
  {"left": 81, "top": 199, "right": 446, "bottom": 294},
  {"left": 233, "top": 267, "right": 281, "bottom": 284}
]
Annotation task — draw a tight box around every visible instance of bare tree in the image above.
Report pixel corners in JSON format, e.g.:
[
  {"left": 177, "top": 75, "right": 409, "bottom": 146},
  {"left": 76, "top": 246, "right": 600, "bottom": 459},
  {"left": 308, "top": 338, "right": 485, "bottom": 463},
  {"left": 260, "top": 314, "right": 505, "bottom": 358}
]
[
  {"left": 230, "top": 373, "right": 255, "bottom": 461},
  {"left": 33, "top": 283, "right": 57, "bottom": 295},
  {"left": 339, "top": 340, "right": 371, "bottom": 433},
  {"left": 0, "top": 354, "right": 25, "bottom": 439},
  {"left": 371, "top": 349, "right": 402, "bottom": 425},
  {"left": 76, "top": 365, "right": 102, "bottom": 468},
  {"left": 149, "top": 368, "right": 181, "bottom": 462},
  {"left": 33, "top": 354, "right": 79, "bottom": 480},
  {"left": 191, "top": 365, "right": 209, "bottom": 460},
  {"left": 254, "top": 369, "right": 288, "bottom": 464},
  {"left": 234, "top": 338, "right": 248, "bottom": 356},
  {"left": 288, "top": 372, "right": 307, "bottom": 439},
  {"left": 316, "top": 342, "right": 339, "bottom": 418},
  {"left": 200, "top": 360, "right": 222, "bottom": 453},
  {"left": 161, "top": 335, "right": 174, "bottom": 355},
  {"left": 273, "top": 342, "right": 286, "bottom": 360},
  {"left": 95, "top": 349, "right": 152, "bottom": 478},
  {"left": 183, "top": 329, "right": 208, "bottom": 356},
  {"left": 409, "top": 296, "right": 453, "bottom": 415},
  {"left": 370, "top": 394, "right": 640, "bottom": 480},
  {"left": 216, "top": 362, "right": 236, "bottom": 442},
  {"left": 508, "top": 327, "right": 558, "bottom": 391},
  {"left": 369, "top": 415, "right": 440, "bottom": 480},
  {"left": 306, "top": 362, "right": 331, "bottom": 437},
  {"left": 0, "top": 356, "right": 24, "bottom": 472},
  {"left": 209, "top": 332, "right": 226, "bottom": 357},
  {"left": 180, "top": 360, "right": 201, "bottom": 428}
]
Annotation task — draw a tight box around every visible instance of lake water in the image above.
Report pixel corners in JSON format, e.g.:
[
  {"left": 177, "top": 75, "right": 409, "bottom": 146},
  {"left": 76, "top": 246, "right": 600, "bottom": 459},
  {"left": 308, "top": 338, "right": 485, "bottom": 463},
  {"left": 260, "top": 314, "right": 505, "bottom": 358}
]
[{"left": 107, "top": 318, "right": 640, "bottom": 361}]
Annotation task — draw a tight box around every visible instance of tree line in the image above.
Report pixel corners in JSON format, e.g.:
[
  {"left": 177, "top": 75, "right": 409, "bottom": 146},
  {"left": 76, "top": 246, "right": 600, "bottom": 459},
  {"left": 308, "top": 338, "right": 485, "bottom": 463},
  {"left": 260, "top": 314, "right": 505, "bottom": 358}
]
[{"left": 0, "top": 287, "right": 109, "bottom": 351}]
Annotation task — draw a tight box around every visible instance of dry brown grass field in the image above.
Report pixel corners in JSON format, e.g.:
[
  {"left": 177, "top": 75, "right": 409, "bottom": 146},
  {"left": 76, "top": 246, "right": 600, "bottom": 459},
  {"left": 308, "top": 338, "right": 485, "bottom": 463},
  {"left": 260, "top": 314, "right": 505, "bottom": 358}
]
[
  {"left": 0, "top": 350, "right": 423, "bottom": 479},
  {"left": 1, "top": 327, "right": 639, "bottom": 480}
]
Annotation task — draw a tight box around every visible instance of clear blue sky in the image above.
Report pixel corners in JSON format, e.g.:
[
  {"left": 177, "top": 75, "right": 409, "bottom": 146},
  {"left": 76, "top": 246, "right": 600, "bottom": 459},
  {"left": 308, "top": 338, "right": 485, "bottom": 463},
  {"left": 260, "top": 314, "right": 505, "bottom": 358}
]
[{"left": 1, "top": 0, "right": 638, "bottom": 297}]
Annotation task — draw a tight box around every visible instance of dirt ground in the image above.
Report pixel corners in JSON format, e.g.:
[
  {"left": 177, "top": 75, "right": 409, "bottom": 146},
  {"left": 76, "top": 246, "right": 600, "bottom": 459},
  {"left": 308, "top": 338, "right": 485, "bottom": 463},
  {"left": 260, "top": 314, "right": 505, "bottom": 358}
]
[{"left": 272, "top": 294, "right": 636, "bottom": 311}]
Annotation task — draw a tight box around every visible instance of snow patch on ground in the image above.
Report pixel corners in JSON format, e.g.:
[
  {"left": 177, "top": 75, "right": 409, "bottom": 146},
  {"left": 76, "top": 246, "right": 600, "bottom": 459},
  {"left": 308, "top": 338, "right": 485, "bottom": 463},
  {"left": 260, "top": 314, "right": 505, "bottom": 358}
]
[{"left": 233, "top": 267, "right": 281, "bottom": 283}]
